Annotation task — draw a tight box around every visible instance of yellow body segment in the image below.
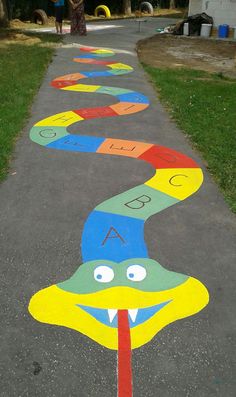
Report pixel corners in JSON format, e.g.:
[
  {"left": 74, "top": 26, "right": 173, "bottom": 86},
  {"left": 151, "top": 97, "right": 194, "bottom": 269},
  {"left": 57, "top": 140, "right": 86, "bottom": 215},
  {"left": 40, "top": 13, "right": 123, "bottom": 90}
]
[
  {"left": 35, "top": 111, "right": 84, "bottom": 127},
  {"left": 93, "top": 49, "right": 113, "bottom": 54},
  {"left": 62, "top": 84, "right": 101, "bottom": 92},
  {"left": 145, "top": 168, "right": 203, "bottom": 200},
  {"left": 109, "top": 63, "right": 133, "bottom": 70}
]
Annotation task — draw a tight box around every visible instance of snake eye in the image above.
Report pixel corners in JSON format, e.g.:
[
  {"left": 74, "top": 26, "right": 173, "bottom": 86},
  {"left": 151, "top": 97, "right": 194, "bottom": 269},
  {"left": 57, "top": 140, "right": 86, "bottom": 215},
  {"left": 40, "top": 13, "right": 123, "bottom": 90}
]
[
  {"left": 126, "top": 265, "right": 147, "bottom": 281},
  {"left": 94, "top": 266, "right": 114, "bottom": 283}
]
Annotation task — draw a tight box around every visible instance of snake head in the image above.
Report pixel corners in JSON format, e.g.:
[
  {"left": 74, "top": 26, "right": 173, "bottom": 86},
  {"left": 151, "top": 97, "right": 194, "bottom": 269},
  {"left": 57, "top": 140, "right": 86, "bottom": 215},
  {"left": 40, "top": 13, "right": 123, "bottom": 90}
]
[{"left": 29, "top": 258, "right": 209, "bottom": 350}]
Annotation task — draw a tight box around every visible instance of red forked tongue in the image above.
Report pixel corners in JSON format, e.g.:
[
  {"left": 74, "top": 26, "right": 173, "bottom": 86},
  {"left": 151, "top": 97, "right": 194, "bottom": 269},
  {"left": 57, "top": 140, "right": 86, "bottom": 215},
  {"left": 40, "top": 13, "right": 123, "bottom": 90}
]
[{"left": 117, "top": 310, "right": 133, "bottom": 397}]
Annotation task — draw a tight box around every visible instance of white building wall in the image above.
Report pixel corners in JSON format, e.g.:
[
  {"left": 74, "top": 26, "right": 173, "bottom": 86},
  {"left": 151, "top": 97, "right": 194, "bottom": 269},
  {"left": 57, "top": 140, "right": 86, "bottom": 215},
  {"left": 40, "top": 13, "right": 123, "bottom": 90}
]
[
  {"left": 189, "top": 0, "right": 236, "bottom": 27},
  {"left": 188, "top": 0, "right": 202, "bottom": 15}
]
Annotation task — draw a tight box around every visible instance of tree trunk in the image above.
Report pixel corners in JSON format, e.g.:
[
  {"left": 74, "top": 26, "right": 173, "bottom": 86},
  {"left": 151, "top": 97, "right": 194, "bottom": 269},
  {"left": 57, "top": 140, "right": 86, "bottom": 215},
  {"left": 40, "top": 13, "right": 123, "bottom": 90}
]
[
  {"left": 122, "top": 0, "right": 131, "bottom": 15},
  {"left": 0, "top": 0, "right": 9, "bottom": 27},
  {"left": 169, "top": 0, "right": 176, "bottom": 9}
]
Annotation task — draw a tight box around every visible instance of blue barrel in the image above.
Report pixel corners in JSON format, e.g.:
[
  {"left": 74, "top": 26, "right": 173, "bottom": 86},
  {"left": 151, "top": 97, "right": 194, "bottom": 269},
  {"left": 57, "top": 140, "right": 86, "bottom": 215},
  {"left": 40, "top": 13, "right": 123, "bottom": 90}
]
[{"left": 218, "top": 24, "right": 229, "bottom": 38}]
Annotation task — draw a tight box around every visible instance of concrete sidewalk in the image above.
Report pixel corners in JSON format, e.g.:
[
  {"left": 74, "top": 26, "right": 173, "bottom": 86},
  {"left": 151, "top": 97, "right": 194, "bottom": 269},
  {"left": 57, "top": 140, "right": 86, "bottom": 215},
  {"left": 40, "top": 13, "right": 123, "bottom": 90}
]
[{"left": 0, "top": 18, "right": 235, "bottom": 397}]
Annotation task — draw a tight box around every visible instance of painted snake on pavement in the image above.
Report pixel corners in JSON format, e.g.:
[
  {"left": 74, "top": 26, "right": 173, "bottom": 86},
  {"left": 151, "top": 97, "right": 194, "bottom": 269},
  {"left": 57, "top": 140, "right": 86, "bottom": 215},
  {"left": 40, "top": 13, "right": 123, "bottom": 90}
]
[{"left": 29, "top": 47, "right": 209, "bottom": 396}]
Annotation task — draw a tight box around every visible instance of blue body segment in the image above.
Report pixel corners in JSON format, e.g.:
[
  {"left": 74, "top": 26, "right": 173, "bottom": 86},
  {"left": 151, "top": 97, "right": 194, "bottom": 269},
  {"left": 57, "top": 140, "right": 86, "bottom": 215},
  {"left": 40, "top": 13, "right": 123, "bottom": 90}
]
[
  {"left": 81, "top": 210, "right": 148, "bottom": 262},
  {"left": 74, "top": 53, "right": 113, "bottom": 60},
  {"left": 74, "top": 55, "right": 98, "bottom": 59},
  {"left": 117, "top": 92, "right": 149, "bottom": 104},
  {"left": 83, "top": 71, "right": 114, "bottom": 78},
  {"left": 47, "top": 135, "right": 105, "bottom": 152}
]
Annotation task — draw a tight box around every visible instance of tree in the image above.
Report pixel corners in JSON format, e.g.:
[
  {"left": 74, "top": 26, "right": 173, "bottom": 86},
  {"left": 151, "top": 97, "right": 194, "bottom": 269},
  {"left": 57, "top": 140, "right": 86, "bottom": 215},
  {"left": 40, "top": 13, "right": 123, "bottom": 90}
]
[
  {"left": 123, "top": 0, "right": 131, "bottom": 15},
  {"left": 0, "top": 0, "right": 8, "bottom": 27},
  {"left": 169, "top": 0, "right": 176, "bottom": 8}
]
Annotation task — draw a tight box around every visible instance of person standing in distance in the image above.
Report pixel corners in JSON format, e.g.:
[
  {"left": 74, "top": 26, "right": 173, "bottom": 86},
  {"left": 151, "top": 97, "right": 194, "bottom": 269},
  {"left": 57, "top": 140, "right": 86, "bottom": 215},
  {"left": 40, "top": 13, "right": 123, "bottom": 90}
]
[
  {"left": 68, "top": 0, "right": 87, "bottom": 36},
  {"left": 51, "top": 0, "right": 65, "bottom": 34}
]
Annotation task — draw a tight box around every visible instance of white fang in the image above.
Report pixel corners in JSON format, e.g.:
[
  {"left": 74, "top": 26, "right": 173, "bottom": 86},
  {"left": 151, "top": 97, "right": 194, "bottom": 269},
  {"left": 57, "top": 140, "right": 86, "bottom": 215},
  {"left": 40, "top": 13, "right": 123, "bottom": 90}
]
[
  {"left": 128, "top": 309, "right": 138, "bottom": 322},
  {"left": 108, "top": 309, "right": 117, "bottom": 323}
]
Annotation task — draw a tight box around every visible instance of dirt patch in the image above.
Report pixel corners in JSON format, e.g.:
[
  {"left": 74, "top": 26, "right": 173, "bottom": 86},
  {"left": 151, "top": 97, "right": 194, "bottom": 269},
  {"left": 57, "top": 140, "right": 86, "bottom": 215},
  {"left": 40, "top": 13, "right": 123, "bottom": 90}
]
[
  {"left": 0, "top": 32, "right": 41, "bottom": 47},
  {"left": 137, "top": 35, "right": 236, "bottom": 76},
  {"left": 10, "top": 19, "right": 31, "bottom": 29},
  {"left": 9, "top": 18, "right": 56, "bottom": 29}
]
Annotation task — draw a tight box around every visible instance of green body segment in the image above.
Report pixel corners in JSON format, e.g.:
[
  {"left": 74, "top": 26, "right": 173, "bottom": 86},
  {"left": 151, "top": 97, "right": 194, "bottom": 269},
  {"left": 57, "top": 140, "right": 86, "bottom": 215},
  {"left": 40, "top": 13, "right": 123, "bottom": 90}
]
[
  {"left": 30, "top": 126, "right": 68, "bottom": 146},
  {"left": 97, "top": 87, "right": 133, "bottom": 96},
  {"left": 95, "top": 184, "right": 179, "bottom": 220}
]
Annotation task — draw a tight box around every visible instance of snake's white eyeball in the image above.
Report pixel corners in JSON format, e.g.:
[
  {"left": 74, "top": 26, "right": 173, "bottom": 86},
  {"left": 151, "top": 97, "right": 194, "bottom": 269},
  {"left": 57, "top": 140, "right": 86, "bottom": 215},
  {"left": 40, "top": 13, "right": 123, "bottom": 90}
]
[
  {"left": 126, "top": 265, "right": 147, "bottom": 281},
  {"left": 94, "top": 266, "right": 114, "bottom": 283}
]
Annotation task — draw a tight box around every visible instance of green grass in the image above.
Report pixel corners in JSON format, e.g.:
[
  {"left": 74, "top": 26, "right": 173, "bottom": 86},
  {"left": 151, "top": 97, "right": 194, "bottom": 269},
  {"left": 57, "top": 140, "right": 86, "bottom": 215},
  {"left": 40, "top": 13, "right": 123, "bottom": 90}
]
[
  {"left": 143, "top": 66, "right": 236, "bottom": 213},
  {"left": 0, "top": 31, "right": 61, "bottom": 180}
]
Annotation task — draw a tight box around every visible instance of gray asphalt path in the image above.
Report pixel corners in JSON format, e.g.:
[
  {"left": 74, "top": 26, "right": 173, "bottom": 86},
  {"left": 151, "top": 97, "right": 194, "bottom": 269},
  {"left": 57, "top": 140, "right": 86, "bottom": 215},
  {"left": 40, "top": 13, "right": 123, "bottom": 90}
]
[{"left": 0, "top": 19, "right": 235, "bottom": 397}]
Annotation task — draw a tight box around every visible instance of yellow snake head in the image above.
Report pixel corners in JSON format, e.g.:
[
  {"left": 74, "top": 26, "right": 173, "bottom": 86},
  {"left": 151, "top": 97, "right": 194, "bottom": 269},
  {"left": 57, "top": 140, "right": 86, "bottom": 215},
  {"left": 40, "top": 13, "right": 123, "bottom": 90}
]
[{"left": 29, "top": 258, "right": 209, "bottom": 350}]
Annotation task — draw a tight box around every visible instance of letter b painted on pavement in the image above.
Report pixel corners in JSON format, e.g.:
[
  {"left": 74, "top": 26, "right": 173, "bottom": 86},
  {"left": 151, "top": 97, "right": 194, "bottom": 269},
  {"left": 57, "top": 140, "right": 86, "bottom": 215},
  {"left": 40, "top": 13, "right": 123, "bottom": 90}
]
[{"left": 124, "top": 195, "right": 151, "bottom": 210}]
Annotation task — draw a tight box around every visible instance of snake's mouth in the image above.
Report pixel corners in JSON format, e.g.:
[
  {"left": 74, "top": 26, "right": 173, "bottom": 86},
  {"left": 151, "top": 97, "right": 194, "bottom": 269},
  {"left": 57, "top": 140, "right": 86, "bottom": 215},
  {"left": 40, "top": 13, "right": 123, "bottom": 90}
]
[
  {"left": 29, "top": 278, "right": 209, "bottom": 349},
  {"left": 77, "top": 301, "right": 171, "bottom": 328}
]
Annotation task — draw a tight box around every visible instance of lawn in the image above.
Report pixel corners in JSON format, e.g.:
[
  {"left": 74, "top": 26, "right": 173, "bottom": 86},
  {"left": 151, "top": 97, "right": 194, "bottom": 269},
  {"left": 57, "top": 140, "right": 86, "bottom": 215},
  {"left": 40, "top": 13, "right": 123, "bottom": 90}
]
[
  {"left": 143, "top": 66, "right": 236, "bottom": 213},
  {"left": 0, "top": 31, "right": 61, "bottom": 181}
]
